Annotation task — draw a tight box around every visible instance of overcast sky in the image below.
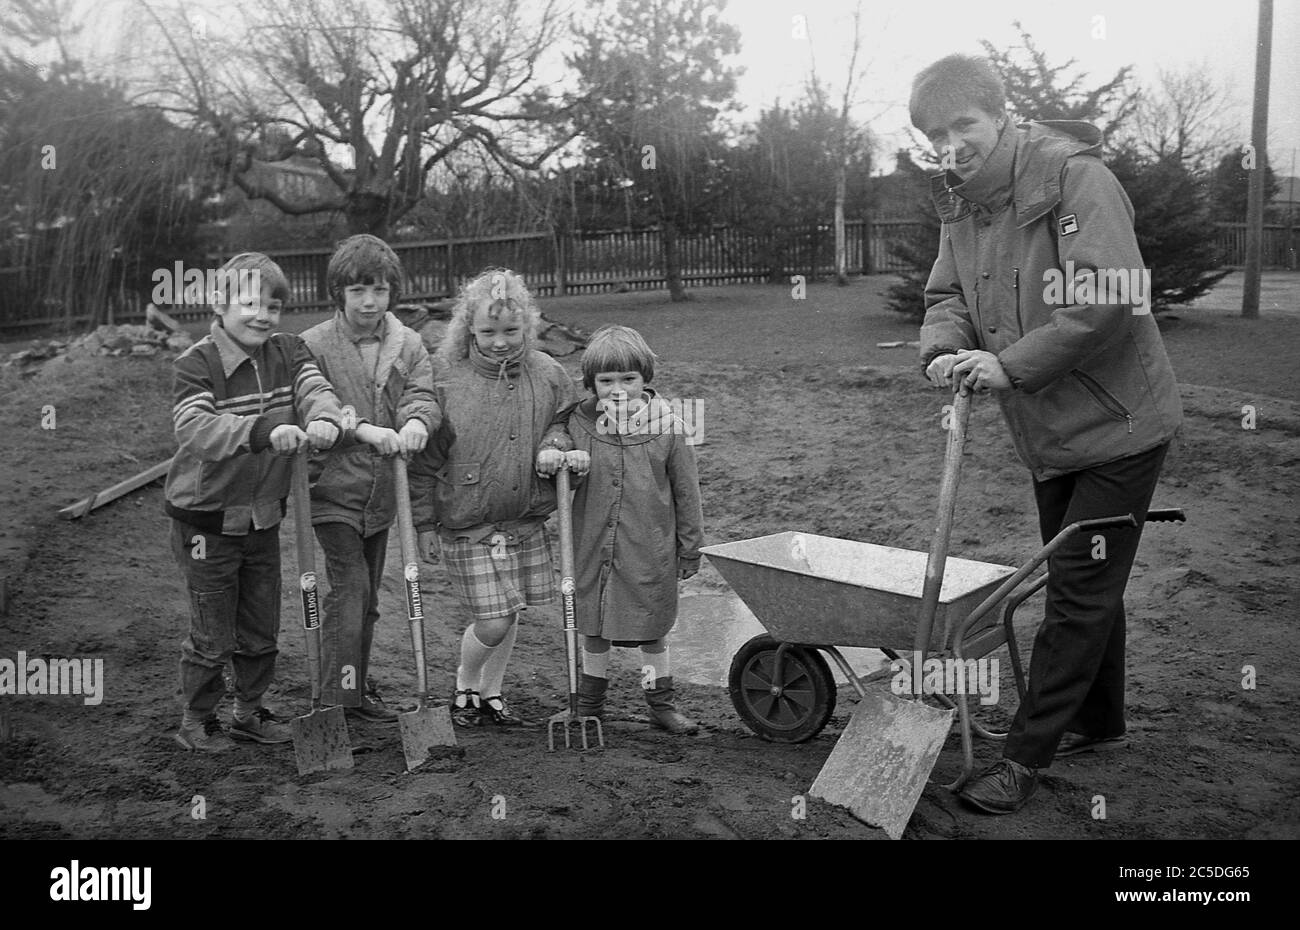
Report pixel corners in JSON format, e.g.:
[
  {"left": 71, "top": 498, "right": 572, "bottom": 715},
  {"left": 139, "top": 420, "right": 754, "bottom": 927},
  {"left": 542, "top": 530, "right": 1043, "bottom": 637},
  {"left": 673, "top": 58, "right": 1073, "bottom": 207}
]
[{"left": 725, "top": 0, "right": 1299, "bottom": 173}]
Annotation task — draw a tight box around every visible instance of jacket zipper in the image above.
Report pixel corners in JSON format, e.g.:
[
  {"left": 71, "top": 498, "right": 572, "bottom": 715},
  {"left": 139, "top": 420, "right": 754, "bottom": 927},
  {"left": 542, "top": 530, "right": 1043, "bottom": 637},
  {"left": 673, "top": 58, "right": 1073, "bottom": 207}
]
[
  {"left": 1073, "top": 370, "right": 1134, "bottom": 433},
  {"left": 1012, "top": 268, "right": 1024, "bottom": 336}
]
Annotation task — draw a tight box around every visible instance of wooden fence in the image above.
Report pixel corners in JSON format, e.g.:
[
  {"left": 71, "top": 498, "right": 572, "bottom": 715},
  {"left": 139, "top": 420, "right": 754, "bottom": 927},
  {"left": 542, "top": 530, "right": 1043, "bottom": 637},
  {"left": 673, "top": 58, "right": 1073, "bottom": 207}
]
[
  {"left": 1214, "top": 223, "right": 1298, "bottom": 269},
  {"left": 3, "top": 220, "right": 1295, "bottom": 329},
  {"left": 203, "top": 220, "right": 908, "bottom": 315},
  {"left": 0, "top": 221, "right": 922, "bottom": 326}
]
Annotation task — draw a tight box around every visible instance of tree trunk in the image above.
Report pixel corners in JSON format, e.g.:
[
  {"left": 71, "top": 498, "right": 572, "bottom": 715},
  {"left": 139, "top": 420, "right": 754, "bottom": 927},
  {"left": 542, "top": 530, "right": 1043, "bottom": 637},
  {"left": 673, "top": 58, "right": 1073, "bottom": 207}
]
[
  {"left": 347, "top": 192, "right": 391, "bottom": 237},
  {"left": 661, "top": 219, "right": 688, "bottom": 302},
  {"left": 835, "top": 165, "right": 848, "bottom": 286}
]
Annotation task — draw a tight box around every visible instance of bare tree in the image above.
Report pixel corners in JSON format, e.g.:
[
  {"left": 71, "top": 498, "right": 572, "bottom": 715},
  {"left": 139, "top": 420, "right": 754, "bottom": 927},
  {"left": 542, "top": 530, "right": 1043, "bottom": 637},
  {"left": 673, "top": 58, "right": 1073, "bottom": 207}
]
[
  {"left": 1128, "top": 64, "right": 1238, "bottom": 175},
  {"left": 832, "top": 3, "right": 866, "bottom": 286},
  {"left": 135, "top": 0, "right": 573, "bottom": 237},
  {"left": 804, "top": 2, "right": 878, "bottom": 286},
  {"left": 0, "top": 0, "right": 79, "bottom": 73},
  {"left": 1, "top": 0, "right": 215, "bottom": 327}
]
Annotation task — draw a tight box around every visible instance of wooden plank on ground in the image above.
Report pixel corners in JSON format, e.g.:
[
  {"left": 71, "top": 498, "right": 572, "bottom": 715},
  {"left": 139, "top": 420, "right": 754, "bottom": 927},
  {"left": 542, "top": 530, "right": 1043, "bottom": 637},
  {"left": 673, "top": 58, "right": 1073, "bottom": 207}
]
[{"left": 58, "top": 457, "right": 174, "bottom": 520}]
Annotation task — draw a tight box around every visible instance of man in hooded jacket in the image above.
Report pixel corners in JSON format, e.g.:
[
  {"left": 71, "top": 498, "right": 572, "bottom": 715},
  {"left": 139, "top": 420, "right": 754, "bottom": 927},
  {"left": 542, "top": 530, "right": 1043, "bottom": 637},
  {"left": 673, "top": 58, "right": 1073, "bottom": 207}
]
[{"left": 911, "top": 54, "right": 1182, "bottom": 813}]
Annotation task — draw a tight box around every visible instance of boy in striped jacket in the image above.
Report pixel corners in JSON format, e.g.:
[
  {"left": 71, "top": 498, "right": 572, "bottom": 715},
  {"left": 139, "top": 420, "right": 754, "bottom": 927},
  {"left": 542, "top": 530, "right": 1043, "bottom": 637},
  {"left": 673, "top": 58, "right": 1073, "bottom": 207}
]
[{"left": 165, "top": 253, "right": 344, "bottom": 752}]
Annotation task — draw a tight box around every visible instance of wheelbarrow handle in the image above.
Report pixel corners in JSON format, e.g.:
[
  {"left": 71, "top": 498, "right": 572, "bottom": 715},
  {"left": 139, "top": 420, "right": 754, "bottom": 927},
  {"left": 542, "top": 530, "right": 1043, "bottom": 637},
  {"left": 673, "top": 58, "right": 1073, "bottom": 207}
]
[
  {"left": 952, "top": 506, "right": 1184, "bottom": 659},
  {"left": 1074, "top": 514, "right": 1138, "bottom": 532}
]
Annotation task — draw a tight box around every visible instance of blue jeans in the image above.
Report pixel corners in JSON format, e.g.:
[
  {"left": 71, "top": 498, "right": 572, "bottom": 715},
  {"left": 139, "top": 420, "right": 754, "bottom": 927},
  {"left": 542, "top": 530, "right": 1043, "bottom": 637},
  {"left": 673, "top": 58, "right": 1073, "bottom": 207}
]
[
  {"left": 171, "top": 520, "right": 281, "bottom": 718},
  {"left": 314, "top": 522, "right": 389, "bottom": 706}
]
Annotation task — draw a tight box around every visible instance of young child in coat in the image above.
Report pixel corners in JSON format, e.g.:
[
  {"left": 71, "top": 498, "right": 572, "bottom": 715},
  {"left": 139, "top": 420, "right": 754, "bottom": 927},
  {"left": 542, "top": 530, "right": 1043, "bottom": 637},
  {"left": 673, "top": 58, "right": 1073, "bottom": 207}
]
[
  {"left": 407, "top": 268, "right": 578, "bottom": 727},
  {"left": 166, "top": 252, "right": 344, "bottom": 751},
  {"left": 300, "top": 234, "right": 440, "bottom": 723},
  {"left": 563, "top": 325, "right": 704, "bottom": 734}
]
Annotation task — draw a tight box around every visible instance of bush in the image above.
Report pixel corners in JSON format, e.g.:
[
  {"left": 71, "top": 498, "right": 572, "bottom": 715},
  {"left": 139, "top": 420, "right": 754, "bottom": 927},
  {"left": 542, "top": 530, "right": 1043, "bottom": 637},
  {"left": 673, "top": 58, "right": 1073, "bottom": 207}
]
[
  {"left": 884, "top": 218, "right": 939, "bottom": 323},
  {"left": 886, "top": 146, "right": 1230, "bottom": 320},
  {"left": 1108, "top": 146, "right": 1230, "bottom": 310}
]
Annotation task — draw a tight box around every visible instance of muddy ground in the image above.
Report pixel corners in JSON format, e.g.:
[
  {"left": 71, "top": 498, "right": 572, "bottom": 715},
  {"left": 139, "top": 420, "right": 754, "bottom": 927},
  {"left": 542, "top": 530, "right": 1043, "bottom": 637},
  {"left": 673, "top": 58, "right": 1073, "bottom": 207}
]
[{"left": 1, "top": 275, "right": 1297, "bottom": 841}]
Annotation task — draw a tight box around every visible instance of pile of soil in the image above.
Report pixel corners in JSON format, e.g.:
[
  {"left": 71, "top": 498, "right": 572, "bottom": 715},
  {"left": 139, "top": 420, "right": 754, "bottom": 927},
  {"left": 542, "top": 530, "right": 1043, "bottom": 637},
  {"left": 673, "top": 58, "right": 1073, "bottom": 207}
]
[{"left": 5, "top": 324, "right": 193, "bottom": 369}]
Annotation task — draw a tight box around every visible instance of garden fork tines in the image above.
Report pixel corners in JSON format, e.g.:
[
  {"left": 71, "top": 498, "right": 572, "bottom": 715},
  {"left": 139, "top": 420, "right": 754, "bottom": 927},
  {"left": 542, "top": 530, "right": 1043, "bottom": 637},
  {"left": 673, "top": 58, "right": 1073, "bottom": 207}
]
[
  {"left": 547, "top": 706, "right": 604, "bottom": 752},
  {"left": 549, "top": 464, "right": 606, "bottom": 751}
]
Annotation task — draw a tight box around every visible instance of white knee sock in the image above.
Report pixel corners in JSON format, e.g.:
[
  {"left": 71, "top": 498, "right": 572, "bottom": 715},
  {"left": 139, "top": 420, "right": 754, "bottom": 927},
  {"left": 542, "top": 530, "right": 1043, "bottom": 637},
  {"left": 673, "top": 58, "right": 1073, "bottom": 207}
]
[
  {"left": 477, "top": 619, "right": 518, "bottom": 699},
  {"left": 583, "top": 638, "right": 611, "bottom": 679},
  {"left": 639, "top": 641, "right": 670, "bottom": 684},
  {"left": 457, "top": 626, "right": 493, "bottom": 693}
]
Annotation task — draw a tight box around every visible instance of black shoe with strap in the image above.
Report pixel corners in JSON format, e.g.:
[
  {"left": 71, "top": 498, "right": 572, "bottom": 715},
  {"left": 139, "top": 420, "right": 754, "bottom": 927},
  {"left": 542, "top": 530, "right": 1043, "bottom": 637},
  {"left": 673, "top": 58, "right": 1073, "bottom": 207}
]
[
  {"left": 478, "top": 695, "right": 531, "bottom": 727},
  {"left": 450, "top": 689, "right": 481, "bottom": 727}
]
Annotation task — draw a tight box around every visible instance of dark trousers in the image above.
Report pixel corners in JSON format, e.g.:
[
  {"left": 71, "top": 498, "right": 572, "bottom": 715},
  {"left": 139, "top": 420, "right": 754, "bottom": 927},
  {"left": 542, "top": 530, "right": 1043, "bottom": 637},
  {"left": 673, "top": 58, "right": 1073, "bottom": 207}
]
[
  {"left": 1003, "top": 442, "right": 1169, "bottom": 769},
  {"left": 171, "top": 520, "right": 281, "bottom": 718},
  {"left": 314, "top": 522, "right": 389, "bottom": 706}
]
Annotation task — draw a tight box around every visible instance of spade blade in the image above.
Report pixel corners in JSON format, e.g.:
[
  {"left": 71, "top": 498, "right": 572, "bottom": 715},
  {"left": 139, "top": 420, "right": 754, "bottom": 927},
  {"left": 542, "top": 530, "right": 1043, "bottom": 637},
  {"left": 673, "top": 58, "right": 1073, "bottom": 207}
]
[
  {"left": 291, "top": 706, "right": 354, "bottom": 776},
  {"left": 809, "top": 687, "right": 954, "bottom": 840},
  {"left": 399, "top": 705, "right": 457, "bottom": 771}
]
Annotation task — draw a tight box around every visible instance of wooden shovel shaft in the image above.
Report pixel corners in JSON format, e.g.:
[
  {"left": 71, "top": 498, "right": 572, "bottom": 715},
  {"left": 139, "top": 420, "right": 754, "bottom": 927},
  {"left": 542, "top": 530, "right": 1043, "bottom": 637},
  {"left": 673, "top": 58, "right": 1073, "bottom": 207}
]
[
  {"left": 555, "top": 467, "right": 580, "bottom": 714},
  {"left": 291, "top": 453, "right": 323, "bottom": 708},
  {"left": 912, "top": 386, "right": 972, "bottom": 678},
  {"left": 392, "top": 456, "right": 429, "bottom": 703}
]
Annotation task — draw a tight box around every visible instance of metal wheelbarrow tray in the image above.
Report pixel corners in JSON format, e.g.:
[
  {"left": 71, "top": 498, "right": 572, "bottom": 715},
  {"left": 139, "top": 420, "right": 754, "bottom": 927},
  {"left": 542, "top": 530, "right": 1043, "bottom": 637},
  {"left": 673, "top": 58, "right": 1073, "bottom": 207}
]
[
  {"left": 702, "top": 531, "right": 1017, "bottom": 747},
  {"left": 702, "top": 531, "right": 1017, "bottom": 654},
  {"left": 701, "top": 510, "right": 1184, "bottom": 765}
]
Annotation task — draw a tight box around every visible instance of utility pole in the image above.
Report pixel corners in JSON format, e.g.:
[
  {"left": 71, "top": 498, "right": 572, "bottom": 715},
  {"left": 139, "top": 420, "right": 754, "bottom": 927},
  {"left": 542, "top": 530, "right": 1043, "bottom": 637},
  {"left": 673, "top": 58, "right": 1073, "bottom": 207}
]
[
  {"left": 1243, "top": 0, "right": 1273, "bottom": 319},
  {"left": 1288, "top": 148, "right": 1296, "bottom": 271}
]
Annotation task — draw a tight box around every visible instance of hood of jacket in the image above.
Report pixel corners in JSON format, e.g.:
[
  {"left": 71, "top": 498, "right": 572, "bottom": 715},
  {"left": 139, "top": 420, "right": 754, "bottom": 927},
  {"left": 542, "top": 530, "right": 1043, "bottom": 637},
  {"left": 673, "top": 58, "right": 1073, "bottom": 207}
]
[
  {"left": 932, "top": 120, "right": 1104, "bottom": 228},
  {"left": 570, "top": 389, "right": 679, "bottom": 447}
]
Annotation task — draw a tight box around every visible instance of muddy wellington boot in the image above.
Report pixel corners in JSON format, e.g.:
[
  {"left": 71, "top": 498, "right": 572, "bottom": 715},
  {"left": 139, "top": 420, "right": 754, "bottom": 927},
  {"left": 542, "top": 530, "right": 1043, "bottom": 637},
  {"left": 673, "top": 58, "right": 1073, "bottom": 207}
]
[
  {"left": 644, "top": 677, "right": 698, "bottom": 735},
  {"left": 576, "top": 673, "right": 607, "bottom": 719}
]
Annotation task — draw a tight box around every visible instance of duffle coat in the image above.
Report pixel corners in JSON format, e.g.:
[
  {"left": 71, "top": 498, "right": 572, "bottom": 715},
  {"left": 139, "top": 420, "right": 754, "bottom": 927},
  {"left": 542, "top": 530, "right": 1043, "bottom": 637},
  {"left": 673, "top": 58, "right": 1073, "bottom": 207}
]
[{"left": 565, "top": 391, "right": 704, "bottom": 642}]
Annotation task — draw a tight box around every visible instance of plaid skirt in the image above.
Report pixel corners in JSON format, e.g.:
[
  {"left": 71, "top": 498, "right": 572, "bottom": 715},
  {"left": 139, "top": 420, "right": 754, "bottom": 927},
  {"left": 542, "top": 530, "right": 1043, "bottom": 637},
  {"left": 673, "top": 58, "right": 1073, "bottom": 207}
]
[{"left": 440, "top": 524, "right": 557, "bottom": 621}]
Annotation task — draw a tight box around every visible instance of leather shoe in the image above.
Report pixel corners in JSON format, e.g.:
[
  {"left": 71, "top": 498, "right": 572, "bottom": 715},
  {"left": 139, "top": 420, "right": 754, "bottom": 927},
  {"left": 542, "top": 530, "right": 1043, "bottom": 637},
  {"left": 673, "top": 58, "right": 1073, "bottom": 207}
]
[
  {"left": 478, "top": 695, "right": 533, "bottom": 727},
  {"left": 1056, "top": 732, "right": 1127, "bottom": 758},
  {"left": 958, "top": 759, "right": 1038, "bottom": 814},
  {"left": 345, "top": 694, "right": 399, "bottom": 725}
]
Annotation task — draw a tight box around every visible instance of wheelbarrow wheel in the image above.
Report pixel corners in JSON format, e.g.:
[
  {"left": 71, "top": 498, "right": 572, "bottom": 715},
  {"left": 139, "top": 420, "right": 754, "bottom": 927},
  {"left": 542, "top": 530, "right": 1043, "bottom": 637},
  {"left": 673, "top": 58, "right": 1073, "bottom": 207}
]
[{"left": 728, "top": 635, "right": 836, "bottom": 743}]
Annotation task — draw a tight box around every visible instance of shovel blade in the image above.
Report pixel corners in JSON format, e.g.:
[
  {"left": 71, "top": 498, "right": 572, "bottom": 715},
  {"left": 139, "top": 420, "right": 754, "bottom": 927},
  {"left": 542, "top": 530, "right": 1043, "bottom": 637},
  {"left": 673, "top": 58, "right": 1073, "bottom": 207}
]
[
  {"left": 809, "top": 688, "right": 954, "bottom": 840},
  {"left": 291, "top": 706, "right": 354, "bottom": 776},
  {"left": 400, "top": 706, "right": 457, "bottom": 771}
]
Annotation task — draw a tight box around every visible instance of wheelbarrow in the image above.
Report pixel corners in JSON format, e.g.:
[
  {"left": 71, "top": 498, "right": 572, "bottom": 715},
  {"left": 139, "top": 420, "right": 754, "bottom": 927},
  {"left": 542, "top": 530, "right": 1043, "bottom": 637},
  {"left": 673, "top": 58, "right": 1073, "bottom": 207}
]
[{"left": 702, "top": 514, "right": 1185, "bottom": 832}]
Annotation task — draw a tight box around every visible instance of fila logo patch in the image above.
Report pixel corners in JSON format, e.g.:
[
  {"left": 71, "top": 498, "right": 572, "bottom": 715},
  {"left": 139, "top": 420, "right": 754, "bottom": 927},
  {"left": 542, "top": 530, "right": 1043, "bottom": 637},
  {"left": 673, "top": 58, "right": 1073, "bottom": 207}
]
[{"left": 1058, "top": 213, "right": 1080, "bottom": 236}]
